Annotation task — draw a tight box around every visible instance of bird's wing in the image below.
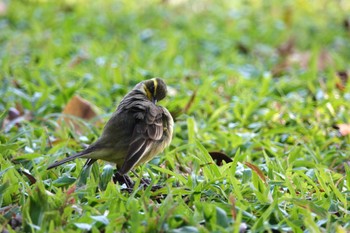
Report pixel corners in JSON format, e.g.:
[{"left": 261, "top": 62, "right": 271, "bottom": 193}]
[{"left": 118, "top": 104, "right": 164, "bottom": 174}]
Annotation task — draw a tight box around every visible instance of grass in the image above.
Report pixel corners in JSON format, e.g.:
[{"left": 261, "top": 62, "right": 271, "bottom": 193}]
[{"left": 1, "top": 0, "right": 350, "bottom": 232}]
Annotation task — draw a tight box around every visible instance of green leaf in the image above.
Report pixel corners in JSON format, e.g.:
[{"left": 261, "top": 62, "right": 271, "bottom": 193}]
[
  {"left": 290, "top": 199, "right": 328, "bottom": 218},
  {"left": 187, "top": 117, "right": 197, "bottom": 145},
  {"left": 99, "top": 164, "right": 114, "bottom": 191},
  {"left": 52, "top": 175, "right": 77, "bottom": 187},
  {"left": 195, "top": 140, "right": 221, "bottom": 178},
  {"left": 216, "top": 207, "right": 229, "bottom": 228},
  {"left": 150, "top": 165, "right": 187, "bottom": 184},
  {"left": 170, "top": 226, "right": 200, "bottom": 233},
  {"left": 0, "top": 143, "right": 21, "bottom": 151},
  {"left": 0, "top": 166, "right": 13, "bottom": 177},
  {"left": 23, "top": 184, "right": 49, "bottom": 232},
  {"left": 76, "top": 164, "right": 92, "bottom": 188},
  {"left": 0, "top": 181, "right": 10, "bottom": 195}
]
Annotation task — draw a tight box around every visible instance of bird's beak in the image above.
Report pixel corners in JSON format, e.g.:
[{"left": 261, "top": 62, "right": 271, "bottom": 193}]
[{"left": 152, "top": 97, "right": 157, "bottom": 104}]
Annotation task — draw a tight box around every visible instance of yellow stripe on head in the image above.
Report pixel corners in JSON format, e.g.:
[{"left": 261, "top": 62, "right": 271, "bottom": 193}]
[
  {"left": 142, "top": 83, "right": 153, "bottom": 100},
  {"left": 152, "top": 78, "right": 158, "bottom": 96}
]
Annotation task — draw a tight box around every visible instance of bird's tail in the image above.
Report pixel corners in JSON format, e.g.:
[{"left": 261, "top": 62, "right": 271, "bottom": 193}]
[{"left": 47, "top": 150, "right": 90, "bottom": 170}]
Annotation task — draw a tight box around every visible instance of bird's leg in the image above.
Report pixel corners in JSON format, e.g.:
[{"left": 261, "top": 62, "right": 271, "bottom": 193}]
[
  {"left": 131, "top": 170, "right": 163, "bottom": 191},
  {"left": 132, "top": 170, "right": 151, "bottom": 186},
  {"left": 122, "top": 175, "right": 134, "bottom": 189},
  {"left": 113, "top": 172, "right": 134, "bottom": 190}
]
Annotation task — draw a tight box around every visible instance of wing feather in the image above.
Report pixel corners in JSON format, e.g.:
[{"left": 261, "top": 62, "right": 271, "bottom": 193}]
[
  {"left": 118, "top": 103, "right": 165, "bottom": 174},
  {"left": 119, "top": 140, "right": 151, "bottom": 174}
]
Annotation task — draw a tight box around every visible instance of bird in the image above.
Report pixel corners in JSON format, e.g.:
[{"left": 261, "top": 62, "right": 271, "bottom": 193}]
[{"left": 47, "top": 78, "right": 174, "bottom": 187}]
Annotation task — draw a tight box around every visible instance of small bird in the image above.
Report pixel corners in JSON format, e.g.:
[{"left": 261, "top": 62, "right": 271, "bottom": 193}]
[{"left": 48, "top": 78, "right": 174, "bottom": 186}]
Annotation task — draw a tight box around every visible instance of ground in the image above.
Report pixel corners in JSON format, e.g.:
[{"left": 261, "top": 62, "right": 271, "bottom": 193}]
[{"left": 1, "top": 0, "right": 350, "bottom": 232}]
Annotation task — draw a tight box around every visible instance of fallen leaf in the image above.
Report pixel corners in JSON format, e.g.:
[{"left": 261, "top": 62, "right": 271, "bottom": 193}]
[
  {"left": 208, "top": 151, "right": 233, "bottom": 166},
  {"left": 244, "top": 162, "right": 267, "bottom": 184},
  {"left": 229, "top": 194, "right": 236, "bottom": 220},
  {"left": 10, "top": 214, "right": 23, "bottom": 231},
  {"left": 62, "top": 95, "right": 97, "bottom": 119},
  {"left": 2, "top": 104, "right": 32, "bottom": 132},
  {"left": 335, "top": 71, "right": 349, "bottom": 91},
  {"left": 18, "top": 169, "right": 37, "bottom": 185},
  {"left": 59, "top": 95, "right": 99, "bottom": 134},
  {"left": 8, "top": 107, "right": 21, "bottom": 121},
  {"left": 65, "top": 185, "right": 76, "bottom": 205},
  {"left": 333, "top": 124, "right": 350, "bottom": 136}
]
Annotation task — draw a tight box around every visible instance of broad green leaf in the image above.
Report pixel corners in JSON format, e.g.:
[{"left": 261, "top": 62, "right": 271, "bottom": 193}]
[
  {"left": 99, "top": 164, "right": 114, "bottom": 191},
  {"left": 53, "top": 175, "right": 77, "bottom": 187},
  {"left": 216, "top": 207, "right": 229, "bottom": 228}
]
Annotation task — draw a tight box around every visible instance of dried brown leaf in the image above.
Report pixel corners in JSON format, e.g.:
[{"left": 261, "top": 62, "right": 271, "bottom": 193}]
[
  {"left": 334, "top": 123, "right": 350, "bottom": 136},
  {"left": 62, "top": 95, "right": 97, "bottom": 120},
  {"left": 19, "top": 169, "right": 37, "bottom": 185},
  {"left": 10, "top": 214, "right": 22, "bottom": 231},
  {"left": 8, "top": 107, "right": 21, "bottom": 121},
  {"left": 2, "top": 104, "right": 32, "bottom": 132},
  {"left": 65, "top": 185, "right": 76, "bottom": 205},
  {"left": 244, "top": 161, "right": 267, "bottom": 184},
  {"left": 59, "top": 95, "right": 99, "bottom": 133},
  {"left": 229, "top": 194, "right": 236, "bottom": 220},
  {"left": 335, "top": 71, "right": 349, "bottom": 91},
  {"left": 208, "top": 151, "right": 232, "bottom": 166}
]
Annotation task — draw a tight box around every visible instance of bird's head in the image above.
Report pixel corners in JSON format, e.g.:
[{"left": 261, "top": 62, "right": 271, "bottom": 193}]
[{"left": 139, "top": 78, "right": 167, "bottom": 104}]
